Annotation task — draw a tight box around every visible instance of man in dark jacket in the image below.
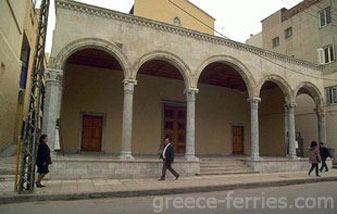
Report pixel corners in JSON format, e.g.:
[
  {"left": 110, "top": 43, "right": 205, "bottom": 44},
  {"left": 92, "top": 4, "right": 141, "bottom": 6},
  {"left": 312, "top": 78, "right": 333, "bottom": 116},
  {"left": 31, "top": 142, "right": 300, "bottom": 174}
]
[
  {"left": 159, "top": 137, "right": 180, "bottom": 181},
  {"left": 319, "top": 142, "right": 331, "bottom": 172}
]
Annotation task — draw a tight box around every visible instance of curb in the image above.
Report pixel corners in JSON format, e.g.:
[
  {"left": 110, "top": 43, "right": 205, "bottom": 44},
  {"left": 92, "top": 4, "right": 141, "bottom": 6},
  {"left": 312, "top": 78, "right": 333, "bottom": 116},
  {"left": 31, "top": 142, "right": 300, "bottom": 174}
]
[{"left": 1, "top": 176, "right": 337, "bottom": 204}]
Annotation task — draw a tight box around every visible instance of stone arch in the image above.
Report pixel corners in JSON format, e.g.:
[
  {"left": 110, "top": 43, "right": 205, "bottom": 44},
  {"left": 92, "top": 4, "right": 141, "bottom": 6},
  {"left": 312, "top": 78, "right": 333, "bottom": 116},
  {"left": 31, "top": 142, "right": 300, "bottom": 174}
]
[
  {"left": 195, "top": 55, "right": 256, "bottom": 98},
  {"left": 50, "top": 38, "right": 131, "bottom": 78},
  {"left": 257, "top": 74, "right": 293, "bottom": 103},
  {"left": 294, "top": 81, "right": 324, "bottom": 107},
  {"left": 133, "top": 50, "right": 192, "bottom": 89}
]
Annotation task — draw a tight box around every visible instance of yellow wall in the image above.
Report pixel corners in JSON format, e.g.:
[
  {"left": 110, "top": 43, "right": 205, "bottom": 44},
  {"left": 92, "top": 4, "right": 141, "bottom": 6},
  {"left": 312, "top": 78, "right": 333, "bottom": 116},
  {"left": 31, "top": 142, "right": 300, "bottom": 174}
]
[
  {"left": 259, "top": 87, "right": 286, "bottom": 156},
  {"left": 295, "top": 94, "right": 319, "bottom": 157},
  {"left": 196, "top": 84, "right": 251, "bottom": 155},
  {"left": 61, "top": 64, "right": 124, "bottom": 153},
  {"left": 0, "top": 0, "right": 38, "bottom": 151},
  {"left": 61, "top": 63, "right": 254, "bottom": 155},
  {"left": 133, "top": 0, "right": 215, "bottom": 35}
]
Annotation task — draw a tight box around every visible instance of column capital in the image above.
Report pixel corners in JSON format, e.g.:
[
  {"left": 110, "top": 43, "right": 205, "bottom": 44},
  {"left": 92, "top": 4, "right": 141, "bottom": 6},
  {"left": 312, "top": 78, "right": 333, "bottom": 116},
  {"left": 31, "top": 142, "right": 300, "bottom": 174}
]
[
  {"left": 315, "top": 107, "right": 326, "bottom": 117},
  {"left": 45, "top": 68, "right": 63, "bottom": 83},
  {"left": 123, "top": 78, "right": 137, "bottom": 86},
  {"left": 185, "top": 88, "right": 199, "bottom": 102},
  {"left": 184, "top": 88, "right": 199, "bottom": 94},
  {"left": 285, "top": 102, "right": 297, "bottom": 109},
  {"left": 123, "top": 79, "right": 137, "bottom": 95},
  {"left": 247, "top": 97, "right": 261, "bottom": 104}
]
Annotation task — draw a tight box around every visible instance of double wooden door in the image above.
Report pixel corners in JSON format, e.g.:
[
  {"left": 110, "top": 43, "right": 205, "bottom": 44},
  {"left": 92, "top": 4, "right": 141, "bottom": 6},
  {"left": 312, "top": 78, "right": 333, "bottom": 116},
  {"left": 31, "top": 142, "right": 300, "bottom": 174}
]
[
  {"left": 164, "top": 105, "right": 186, "bottom": 153},
  {"left": 232, "top": 125, "right": 244, "bottom": 154},
  {"left": 81, "top": 115, "right": 103, "bottom": 152}
]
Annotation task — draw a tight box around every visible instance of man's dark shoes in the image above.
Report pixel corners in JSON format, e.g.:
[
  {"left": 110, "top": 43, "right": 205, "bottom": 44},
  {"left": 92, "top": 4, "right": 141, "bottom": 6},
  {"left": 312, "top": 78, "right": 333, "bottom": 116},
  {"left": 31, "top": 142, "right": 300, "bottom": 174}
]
[
  {"left": 158, "top": 178, "right": 165, "bottom": 181},
  {"left": 175, "top": 175, "right": 180, "bottom": 180}
]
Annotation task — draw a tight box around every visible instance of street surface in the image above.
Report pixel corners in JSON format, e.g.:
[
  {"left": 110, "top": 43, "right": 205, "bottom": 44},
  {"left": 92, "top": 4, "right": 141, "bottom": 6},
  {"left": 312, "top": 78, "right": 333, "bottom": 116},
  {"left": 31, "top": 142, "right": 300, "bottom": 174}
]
[{"left": 1, "top": 182, "right": 336, "bottom": 214}]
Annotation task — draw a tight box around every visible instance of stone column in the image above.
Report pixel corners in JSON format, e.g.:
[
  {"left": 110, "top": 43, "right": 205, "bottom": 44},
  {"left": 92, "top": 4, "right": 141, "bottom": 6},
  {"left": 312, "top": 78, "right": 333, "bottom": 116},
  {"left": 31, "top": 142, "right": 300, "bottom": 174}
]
[
  {"left": 185, "top": 88, "right": 199, "bottom": 161},
  {"left": 248, "top": 97, "right": 261, "bottom": 160},
  {"left": 42, "top": 68, "right": 63, "bottom": 151},
  {"left": 287, "top": 103, "right": 297, "bottom": 159},
  {"left": 315, "top": 107, "right": 327, "bottom": 144},
  {"left": 284, "top": 105, "right": 289, "bottom": 155},
  {"left": 119, "top": 79, "right": 136, "bottom": 160}
]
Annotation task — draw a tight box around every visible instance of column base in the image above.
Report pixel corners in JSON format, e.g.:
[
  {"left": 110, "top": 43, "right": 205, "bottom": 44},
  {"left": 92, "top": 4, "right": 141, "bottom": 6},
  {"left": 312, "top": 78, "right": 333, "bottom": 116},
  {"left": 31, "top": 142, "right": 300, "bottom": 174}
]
[
  {"left": 119, "top": 152, "right": 135, "bottom": 160},
  {"left": 184, "top": 154, "right": 199, "bottom": 162},
  {"left": 249, "top": 154, "right": 263, "bottom": 161},
  {"left": 287, "top": 154, "right": 299, "bottom": 160}
]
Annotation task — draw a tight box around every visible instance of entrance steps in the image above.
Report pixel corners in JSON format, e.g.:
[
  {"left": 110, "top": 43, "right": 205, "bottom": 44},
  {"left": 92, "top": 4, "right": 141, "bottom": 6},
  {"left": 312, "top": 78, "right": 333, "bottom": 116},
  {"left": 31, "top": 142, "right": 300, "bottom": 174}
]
[
  {"left": 197, "top": 157, "right": 258, "bottom": 176},
  {"left": 0, "top": 157, "right": 16, "bottom": 181}
]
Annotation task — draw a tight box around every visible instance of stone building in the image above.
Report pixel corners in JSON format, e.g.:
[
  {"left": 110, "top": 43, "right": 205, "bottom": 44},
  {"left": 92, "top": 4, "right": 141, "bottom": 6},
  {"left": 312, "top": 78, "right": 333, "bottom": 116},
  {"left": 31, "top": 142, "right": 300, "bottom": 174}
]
[
  {"left": 44, "top": 0, "right": 331, "bottom": 178},
  {"left": 246, "top": 0, "right": 337, "bottom": 157},
  {"left": 0, "top": 0, "right": 39, "bottom": 153}
]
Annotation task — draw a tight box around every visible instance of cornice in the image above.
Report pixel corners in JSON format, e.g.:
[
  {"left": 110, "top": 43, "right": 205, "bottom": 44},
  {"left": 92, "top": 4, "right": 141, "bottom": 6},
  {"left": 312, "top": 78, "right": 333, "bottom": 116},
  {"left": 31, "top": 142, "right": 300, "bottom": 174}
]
[{"left": 56, "top": 0, "right": 323, "bottom": 71}]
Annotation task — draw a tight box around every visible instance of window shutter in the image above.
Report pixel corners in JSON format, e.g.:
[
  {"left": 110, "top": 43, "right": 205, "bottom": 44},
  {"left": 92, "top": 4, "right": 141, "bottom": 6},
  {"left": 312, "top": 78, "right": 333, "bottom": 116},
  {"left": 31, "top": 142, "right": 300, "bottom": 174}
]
[
  {"left": 317, "top": 48, "right": 324, "bottom": 64},
  {"left": 333, "top": 87, "right": 337, "bottom": 103}
]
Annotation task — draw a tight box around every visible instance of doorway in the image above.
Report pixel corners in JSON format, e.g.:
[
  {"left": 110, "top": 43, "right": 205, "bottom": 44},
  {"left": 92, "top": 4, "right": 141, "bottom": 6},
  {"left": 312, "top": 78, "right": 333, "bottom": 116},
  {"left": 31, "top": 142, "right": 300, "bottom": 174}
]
[
  {"left": 163, "top": 105, "right": 186, "bottom": 153},
  {"left": 81, "top": 114, "right": 103, "bottom": 152},
  {"left": 232, "top": 125, "right": 244, "bottom": 154}
]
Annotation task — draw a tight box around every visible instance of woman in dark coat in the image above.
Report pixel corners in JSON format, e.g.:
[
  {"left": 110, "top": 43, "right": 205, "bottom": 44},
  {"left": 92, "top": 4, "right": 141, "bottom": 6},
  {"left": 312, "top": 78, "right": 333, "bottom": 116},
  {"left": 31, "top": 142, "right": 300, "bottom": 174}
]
[
  {"left": 36, "top": 134, "right": 52, "bottom": 188},
  {"left": 308, "top": 141, "right": 321, "bottom": 177}
]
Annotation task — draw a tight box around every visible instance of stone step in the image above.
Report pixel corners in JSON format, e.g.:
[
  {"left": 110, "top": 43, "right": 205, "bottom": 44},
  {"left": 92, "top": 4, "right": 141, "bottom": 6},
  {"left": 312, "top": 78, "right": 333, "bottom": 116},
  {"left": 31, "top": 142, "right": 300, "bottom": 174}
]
[
  {"left": 200, "top": 166, "right": 251, "bottom": 172},
  {"left": 197, "top": 170, "right": 258, "bottom": 176},
  {"left": 200, "top": 161, "right": 244, "bottom": 165},
  {"left": 200, "top": 162, "right": 246, "bottom": 167},
  {"left": 0, "top": 167, "right": 16, "bottom": 175},
  {"left": 0, "top": 175, "right": 15, "bottom": 181}
]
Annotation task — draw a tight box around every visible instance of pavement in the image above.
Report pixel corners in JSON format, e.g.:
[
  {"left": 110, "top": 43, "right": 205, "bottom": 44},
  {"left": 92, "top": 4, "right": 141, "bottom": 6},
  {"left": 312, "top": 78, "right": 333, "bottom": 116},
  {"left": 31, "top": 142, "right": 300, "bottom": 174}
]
[
  {"left": 1, "top": 169, "right": 337, "bottom": 205},
  {"left": 2, "top": 182, "right": 336, "bottom": 214}
]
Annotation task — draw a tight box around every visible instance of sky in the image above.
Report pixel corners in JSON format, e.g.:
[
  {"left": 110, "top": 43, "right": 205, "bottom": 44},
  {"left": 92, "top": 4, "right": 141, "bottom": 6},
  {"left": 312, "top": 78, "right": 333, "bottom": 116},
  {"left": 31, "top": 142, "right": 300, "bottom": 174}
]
[{"left": 40, "top": 0, "right": 302, "bottom": 53}]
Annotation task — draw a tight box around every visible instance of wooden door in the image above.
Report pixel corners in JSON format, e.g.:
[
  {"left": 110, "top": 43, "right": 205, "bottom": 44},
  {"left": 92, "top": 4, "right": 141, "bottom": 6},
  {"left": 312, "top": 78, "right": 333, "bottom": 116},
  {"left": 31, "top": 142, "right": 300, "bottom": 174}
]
[
  {"left": 232, "top": 125, "right": 244, "bottom": 154},
  {"left": 164, "top": 105, "right": 186, "bottom": 153},
  {"left": 81, "top": 115, "right": 103, "bottom": 152}
]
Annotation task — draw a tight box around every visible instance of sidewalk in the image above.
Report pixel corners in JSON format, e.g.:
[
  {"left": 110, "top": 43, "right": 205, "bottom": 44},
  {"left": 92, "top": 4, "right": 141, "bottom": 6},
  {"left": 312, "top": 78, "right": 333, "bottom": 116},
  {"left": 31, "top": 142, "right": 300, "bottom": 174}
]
[{"left": 1, "top": 170, "right": 337, "bottom": 204}]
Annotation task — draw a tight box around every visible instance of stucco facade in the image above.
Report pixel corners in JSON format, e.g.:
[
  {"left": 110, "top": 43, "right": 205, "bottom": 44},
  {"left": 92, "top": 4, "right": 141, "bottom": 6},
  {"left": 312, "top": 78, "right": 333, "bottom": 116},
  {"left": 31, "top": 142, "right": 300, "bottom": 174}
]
[
  {"left": 130, "top": 0, "right": 215, "bottom": 35},
  {"left": 46, "top": 0, "right": 327, "bottom": 163},
  {"left": 246, "top": 0, "right": 337, "bottom": 154},
  {"left": 0, "top": 0, "right": 38, "bottom": 152}
]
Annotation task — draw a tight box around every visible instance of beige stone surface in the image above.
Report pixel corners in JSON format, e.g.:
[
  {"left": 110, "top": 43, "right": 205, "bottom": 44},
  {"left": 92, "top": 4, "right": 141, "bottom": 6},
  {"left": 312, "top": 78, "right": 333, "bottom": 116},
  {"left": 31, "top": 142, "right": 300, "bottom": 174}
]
[
  {"left": 0, "top": 0, "right": 38, "bottom": 151},
  {"left": 47, "top": 0, "right": 327, "bottom": 158}
]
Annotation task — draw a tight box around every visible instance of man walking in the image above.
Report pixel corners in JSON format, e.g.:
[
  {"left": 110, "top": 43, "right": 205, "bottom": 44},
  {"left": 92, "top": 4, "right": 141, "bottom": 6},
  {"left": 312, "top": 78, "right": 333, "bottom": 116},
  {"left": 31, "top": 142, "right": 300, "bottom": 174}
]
[
  {"left": 319, "top": 142, "right": 331, "bottom": 172},
  {"left": 159, "top": 137, "right": 180, "bottom": 181}
]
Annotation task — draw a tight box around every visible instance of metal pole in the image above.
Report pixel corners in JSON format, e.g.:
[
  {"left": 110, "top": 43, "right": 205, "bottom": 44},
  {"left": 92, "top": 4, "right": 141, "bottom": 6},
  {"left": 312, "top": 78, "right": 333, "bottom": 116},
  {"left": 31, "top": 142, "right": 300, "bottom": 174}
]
[{"left": 17, "top": 0, "right": 50, "bottom": 193}]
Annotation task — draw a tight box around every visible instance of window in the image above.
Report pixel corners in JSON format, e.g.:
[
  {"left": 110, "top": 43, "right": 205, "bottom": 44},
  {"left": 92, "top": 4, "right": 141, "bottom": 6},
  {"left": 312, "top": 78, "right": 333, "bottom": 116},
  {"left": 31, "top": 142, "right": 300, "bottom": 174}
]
[
  {"left": 317, "top": 45, "right": 335, "bottom": 64},
  {"left": 173, "top": 17, "right": 181, "bottom": 26},
  {"left": 326, "top": 86, "right": 337, "bottom": 104},
  {"left": 284, "top": 27, "right": 292, "bottom": 39},
  {"left": 272, "top": 37, "right": 280, "bottom": 48},
  {"left": 319, "top": 7, "right": 331, "bottom": 27}
]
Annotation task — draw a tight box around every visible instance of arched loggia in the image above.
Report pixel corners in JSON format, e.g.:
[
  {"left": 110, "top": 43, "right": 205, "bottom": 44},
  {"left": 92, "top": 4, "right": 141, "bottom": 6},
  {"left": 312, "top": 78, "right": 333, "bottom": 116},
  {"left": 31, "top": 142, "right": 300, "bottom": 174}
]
[
  {"left": 132, "top": 52, "right": 191, "bottom": 156},
  {"left": 195, "top": 59, "right": 254, "bottom": 156},
  {"left": 58, "top": 48, "right": 125, "bottom": 153},
  {"left": 295, "top": 82, "right": 326, "bottom": 157}
]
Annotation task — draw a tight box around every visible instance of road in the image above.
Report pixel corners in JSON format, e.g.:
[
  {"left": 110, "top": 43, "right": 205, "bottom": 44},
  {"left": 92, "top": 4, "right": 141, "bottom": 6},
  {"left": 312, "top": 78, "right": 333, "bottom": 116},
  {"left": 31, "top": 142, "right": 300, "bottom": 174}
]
[{"left": 1, "top": 182, "right": 336, "bottom": 214}]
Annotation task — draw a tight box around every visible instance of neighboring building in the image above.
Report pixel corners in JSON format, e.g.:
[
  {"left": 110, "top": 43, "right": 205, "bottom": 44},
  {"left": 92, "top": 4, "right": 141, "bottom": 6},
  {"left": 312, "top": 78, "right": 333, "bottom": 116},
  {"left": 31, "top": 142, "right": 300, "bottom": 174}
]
[
  {"left": 0, "top": 0, "right": 39, "bottom": 153},
  {"left": 129, "top": 0, "right": 215, "bottom": 35},
  {"left": 246, "top": 0, "right": 337, "bottom": 156},
  {"left": 246, "top": 32, "right": 263, "bottom": 48},
  {"left": 44, "top": 0, "right": 329, "bottom": 179}
]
